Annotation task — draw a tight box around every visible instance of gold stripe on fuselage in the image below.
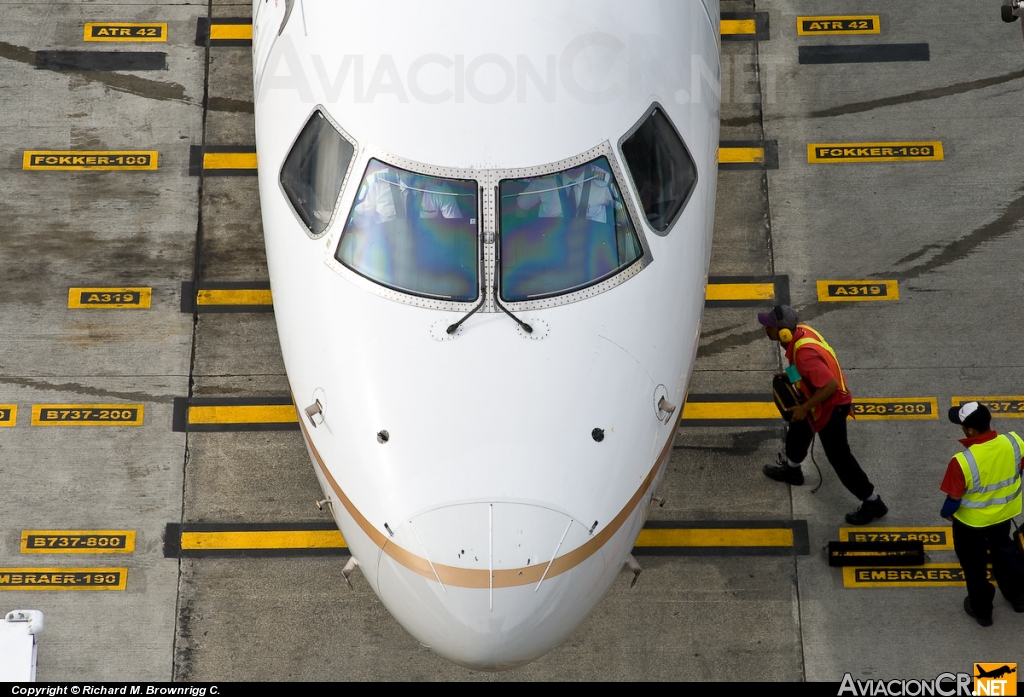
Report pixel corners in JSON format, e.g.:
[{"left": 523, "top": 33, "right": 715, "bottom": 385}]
[{"left": 299, "top": 417, "right": 674, "bottom": 589}]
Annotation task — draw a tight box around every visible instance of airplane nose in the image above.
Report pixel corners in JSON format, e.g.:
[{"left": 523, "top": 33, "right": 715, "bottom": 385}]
[{"left": 374, "top": 501, "right": 621, "bottom": 670}]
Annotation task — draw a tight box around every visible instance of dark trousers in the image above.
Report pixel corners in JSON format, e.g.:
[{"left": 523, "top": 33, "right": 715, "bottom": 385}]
[
  {"left": 952, "top": 517, "right": 1024, "bottom": 619},
  {"left": 786, "top": 403, "right": 874, "bottom": 500}
]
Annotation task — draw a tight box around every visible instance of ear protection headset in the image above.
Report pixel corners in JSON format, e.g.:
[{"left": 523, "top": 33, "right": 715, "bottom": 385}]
[{"left": 774, "top": 306, "right": 793, "bottom": 343}]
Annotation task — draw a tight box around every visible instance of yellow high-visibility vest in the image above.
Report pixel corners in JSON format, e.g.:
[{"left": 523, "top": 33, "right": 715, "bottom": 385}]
[{"left": 953, "top": 431, "right": 1024, "bottom": 527}]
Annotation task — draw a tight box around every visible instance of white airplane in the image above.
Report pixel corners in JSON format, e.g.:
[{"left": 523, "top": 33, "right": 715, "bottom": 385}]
[{"left": 251, "top": 0, "right": 720, "bottom": 670}]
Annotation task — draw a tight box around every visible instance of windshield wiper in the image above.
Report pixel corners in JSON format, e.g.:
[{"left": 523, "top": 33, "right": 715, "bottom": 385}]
[
  {"left": 493, "top": 217, "right": 532, "bottom": 334},
  {"left": 447, "top": 188, "right": 486, "bottom": 335},
  {"left": 446, "top": 295, "right": 484, "bottom": 335},
  {"left": 492, "top": 280, "right": 533, "bottom": 334}
]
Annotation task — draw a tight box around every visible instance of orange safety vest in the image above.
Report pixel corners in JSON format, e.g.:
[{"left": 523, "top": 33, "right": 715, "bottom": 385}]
[{"left": 788, "top": 324, "right": 849, "bottom": 423}]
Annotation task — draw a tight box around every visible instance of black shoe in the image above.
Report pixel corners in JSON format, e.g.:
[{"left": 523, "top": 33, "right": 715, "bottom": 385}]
[
  {"left": 964, "top": 597, "right": 993, "bottom": 627},
  {"left": 1012, "top": 598, "right": 1024, "bottom": 613},
  {"left": 844, "top": 497, "right": 888, "bottom": 525},
  {"left": 763, "top": 455, "right": 804, "bottom": 485}
]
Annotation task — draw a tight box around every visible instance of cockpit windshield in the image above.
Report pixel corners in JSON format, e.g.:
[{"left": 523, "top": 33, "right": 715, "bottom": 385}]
[
  {"left": 498, "top": 157, "right": 643, "bottom": 302},
  {"left": 336, "top": 159, "right": 479, "bottom": 302}
]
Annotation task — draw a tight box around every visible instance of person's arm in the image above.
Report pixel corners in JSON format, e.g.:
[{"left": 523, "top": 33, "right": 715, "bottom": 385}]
[
  {"left": 786, "top": 378, "right": 838, "bottom": 422},
  {"left": 939, "top": 457, "right": 966, "bottom": 520},
  {"left": 940, "top": 496, "right": 961, "bottom": 521}
]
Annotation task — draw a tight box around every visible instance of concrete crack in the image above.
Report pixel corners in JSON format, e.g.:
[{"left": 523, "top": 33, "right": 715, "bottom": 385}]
[{"left": 810, "top": 69, "right": 1024, "bottom": 118}]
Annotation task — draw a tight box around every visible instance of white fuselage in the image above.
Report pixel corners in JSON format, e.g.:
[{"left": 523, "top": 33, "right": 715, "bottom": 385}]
[{"left": 253, "top": 0, "right": 720, "bottom": 669}]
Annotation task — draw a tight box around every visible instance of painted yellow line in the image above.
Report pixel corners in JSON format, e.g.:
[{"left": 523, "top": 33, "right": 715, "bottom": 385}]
[
  {"left": 32, "top": 404, "right": 144, "bottom": 426},
  {"left": 636, "top": 528, "right": 793, "bottom": 547},
  {"left": 817, "top": 280, "right": 899, "bottom": 302},
  {"left": 210, "top": 23, "right": 252, "bottom": 41},
  {"left": 188, "top": 404, "right": 297, "bottom": 425},
  {"left": 808, "top": 142, "right": 943, "bottom": 164},
  {"left": 23, "top": 150, "right": 158, "bottom": 171},
  {"left": 0, "top": 568, "right": 127, "bottom": 590},
  {"left": 216, "top": 19, "right": 754, "bottom": 40},
  {"left": 843, "top": 563, "right": 980, "bottom": 588},
  {"left": 196, "top": 288, "right": 272, "bottom": 306},
  {"left": 681, "top": 402, "right": 778, "bottom": 421},
  {"left": 22, "top": 531, "right": 135, "bottom": 554},
  {"left": 851, "top": 398, "right": 937, "bottom": 420},
  {"left": 797, "top": 15, "right": 880, "bottom": 36},
  {"left": 203, "top": 151, "right": 257, "bottom": 170},
  {"left": 706, "top": 282, "right": 775, "bottom": 302},
  {"left": 0, "top": 405, "right": 16, "bottom": 427},
  {"left": 951, "top": 396, "right": 1024, "bottom": 418},
  {"left": 218, "top": 19, "right": 754, "bottom": 40},
  {"left": 181, "top": 530, "right": 345, "bottom": 550},
  {"left": 68, "top": 287, "right": 151, "bottom": 309},
  {"left": 720, "top": 19, "right": 756, "bottom": 35},
  {"left": 840, "top": 527, "right": 953, "bottom": 551},
  {"left": 221, "top": 19, "right": 753, "bottom": 40},
  {"left": 719, "top": 147, "right": 764, "bottom": 164},
  {"left": 176, "top": 527, "right": 792, "bottom": 551},
  {"left": 84, "top": 22, "right": 167, "bottom": 42}
]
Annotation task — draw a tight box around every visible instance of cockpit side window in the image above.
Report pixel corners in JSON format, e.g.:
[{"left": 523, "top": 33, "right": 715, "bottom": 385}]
[
  {"left": 280, "top": 111, "right": 355, "bottom": 236},
  {"left": 498, "top": 156, "right": 643, "bottom": 302},
  {"left": 620, "top": 106, "right": 696, "bottom": 233},
  {"left": 336, "top": 159, "right": 479, "bottom": 302}
]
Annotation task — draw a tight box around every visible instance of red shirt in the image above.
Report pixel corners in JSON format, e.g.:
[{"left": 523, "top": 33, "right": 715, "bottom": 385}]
[
  {"left": 784, "top": 330, "right": 852, "bottom": 432},
  {"left": 940, "top": 430, "right": 1023, "bottom": 497}
]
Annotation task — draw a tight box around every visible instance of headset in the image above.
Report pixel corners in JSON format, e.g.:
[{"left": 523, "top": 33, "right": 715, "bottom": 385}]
[{"left": 774, "top": 305, "right": 794, "bottom": 343}]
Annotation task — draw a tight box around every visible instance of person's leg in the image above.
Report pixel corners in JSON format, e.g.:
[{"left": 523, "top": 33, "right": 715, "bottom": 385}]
[
  {"left": 817, "top": 404, "right": 874, "bottom": 500},
  {"left": 785, "top": 418, "right": 813, "bottom": 464},
  {"left": 764, "top": 417, "right": 812, "bottom": 485},
  {"left": 953, "top": 518, "right": 996, "bottom": 622},
  {"left": 984, "top": 520, "right": 1024, "bottom": 606}
]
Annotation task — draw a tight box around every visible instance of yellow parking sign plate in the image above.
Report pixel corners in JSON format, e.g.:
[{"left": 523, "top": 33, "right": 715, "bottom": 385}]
[
  {"left": 808, "top": 142, "right": 943, "bottom": 164},
  {"left": 951, "top": 396, "right": 1024, "bottom": 418},
  {"left": 817, "top": 280, "right": 899, "bottom": 302},
  {"left": 84, "top": 22, "right": 167, "bottom": 42}
]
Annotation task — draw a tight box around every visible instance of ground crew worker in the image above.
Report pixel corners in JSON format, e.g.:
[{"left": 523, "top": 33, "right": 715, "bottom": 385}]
[
  {"left": 941, "top": 401, "right": 1024, "bottom": 626},
  {"left": 758, "top": 305, "right": 888, "bottom": 525}
]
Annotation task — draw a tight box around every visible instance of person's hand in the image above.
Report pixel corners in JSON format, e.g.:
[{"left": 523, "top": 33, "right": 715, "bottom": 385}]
[{"left": 785, "top": 404, "right": 809, "bottom": 422}]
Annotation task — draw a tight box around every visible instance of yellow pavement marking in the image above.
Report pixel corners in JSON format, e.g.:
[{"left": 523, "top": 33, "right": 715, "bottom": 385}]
[
  {"left": 951, "top": 396, "right": 1024, "bottom": 418},
  {"left": 0, "top": 568, "right": 128, "bottom": 590},
  {"left": 720, "top": 19, "right": 756, "bottom": 35},
  {"left": 175, "top": 527, "right": 793, "bottom": 551},
  {"left": 84, "top": 22, "right": 167, "bottom": 41},
  {"left": 196, "top": 288, "right": 272, "bottom": 306},
  {"left": 221, "top": 19, "right": 751, "bottom": 39},
  {"left": 636, "top": 528, "right": 793, "bottom": 547},
  {"left": 797, "top": 16, "right": 880, "bottom": 36},
  {"left": 68, "top": 287, "right": 151, "bottom": 309},
  {"left": 839, "top": 527, "right": 953, "bottom": 551},
  {"left": 817, "top": 280, "right": 899, "bottom": 302},
  {"left": 23, "top": 150, "right": 158, "bottom": 171},
  {"left": 681, "top": 401, "right": 778, "bottom": 421},
  {"left": 851, "top": 398, "right": 937, "bottom": 420},
  {"left": 210, "top": 23, "right": 252, "bottom": 41},
  {"left": 843, "top": 563, "right": 982, "bottom": 588},
  {"left": 181, "top": 530, "right": 345, "bottom": 550},
  {"left": 0, "top": 405, "right": 16, "bottom": 427},
  {"left": 719, "top": 146, "right": 764, "bottom": 164},
  {"left": 808, "top": 142, "right": 943, "bottom": 163},
  {"left": 705, "top": 282, "right": 775, "bottom": 302},
  {"left": 203, "top": 151, "right": 257, "bottom": 170},
  {"left": 32, "top": 404, "right": 144, "bottom": 426},
  {"left": 187, "top": 404, "right": 297, "bottom": 425},
  {"left": 22, "top": 531, "right": 135, "bottom": 554}
]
